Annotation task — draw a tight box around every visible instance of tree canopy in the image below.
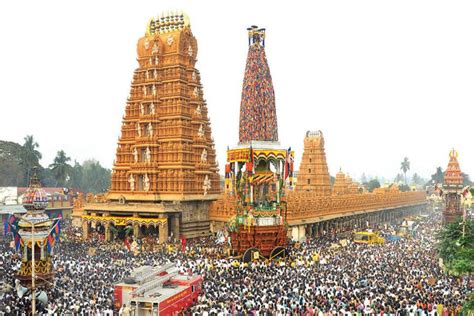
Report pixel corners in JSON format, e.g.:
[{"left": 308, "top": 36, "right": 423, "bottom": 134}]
[{"left": 0, "top": 136, "right": 111, "bottom": 193}]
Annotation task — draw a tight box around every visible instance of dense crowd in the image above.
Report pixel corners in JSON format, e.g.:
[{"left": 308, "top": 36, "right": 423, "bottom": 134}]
[{"left": 0, "top": 213, "right": 470, "bottom": 315}]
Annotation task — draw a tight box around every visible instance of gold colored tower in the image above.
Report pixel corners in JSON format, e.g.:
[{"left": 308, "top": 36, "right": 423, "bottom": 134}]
[
  {"left": 83, "top": 12, "right": 220, "bottom": 240},
  {"left": 296, "top": 131, "right": 331, "bottom": 195}
]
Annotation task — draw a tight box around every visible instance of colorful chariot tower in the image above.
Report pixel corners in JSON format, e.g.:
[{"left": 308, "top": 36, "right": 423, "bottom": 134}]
[
  {"left": 15, "top": 170, "right": 58, "bottom": 289},
  {"left": 225, "top": 26, "right": 293, "bottom": 261},
  {"left": 442, "top": 149, "right": 465, "bottom": 223}
]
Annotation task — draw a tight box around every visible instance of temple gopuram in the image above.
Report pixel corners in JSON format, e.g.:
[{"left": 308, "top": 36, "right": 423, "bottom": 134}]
[
  {"left": 78, "top": 12, "right": 220, "bottom": 241},
  {"left": 442, "top": 149, "right": 465, "bottom": 223},
  {"left": 295, "top": 131, "right": 331, "bottom": 195}
]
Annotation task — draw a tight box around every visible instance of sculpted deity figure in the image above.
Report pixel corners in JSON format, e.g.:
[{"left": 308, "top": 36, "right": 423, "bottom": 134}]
[
  {"left": 147, "top": 122, "right": 153, "bottom": 137},
  {"left": 155, "top": 56, "right": 159, "bottom": 65},
  {"left": 188, "top": 44, "right": 193, "bottom": 56},
  {"left": 128, "top": 174, "right": 135, "bottom": 191},
  {"left": 145, "top": 147, "right": 151, "bottom": 163},
  {"left": 152, "top": 42, "right": 158, "bottom": 54},
  {"left": 152, "top": 84, "right": 156, "bottom": 96},
  {"left": 149, "top": 57, "right": 153, "bottom": 65},
  {"left": 143, "top": 86, "right": 147, "bottom": 96},
  {"left": 150, "top": 102, "right": 155, "bottom": 115},
  {"left": 145, "top": 70, "right": 149, "bottom": 80},
  {"left": 203, "top": 175, "right": 211, "bottom": 196},
  {"left": 143, "top": 173, "right": 150, "bottom": 192},
  {"left": 140, "top": 103, "right": 145, "bottom": 115},
  {"left": 192, "top": 71, "right": 196, "bottom": 81},
  {"left": 136, "top": 123, "right": 141, "bottom": 137},
  {"left": 201, "top": 148, "right": 208, "bottom": 163},
  {"left": 133, "top": 148, "right": 138, "bottom": 163},
  {"left": 194, "top": 104, "right": 201, "bottom": 116},
  {"left": 193, "top": 87, "right": 199, "bottom": 97},
  {"left": 197, "top": 124, "right": 204, "bottom": 138},
  {"left": 153, "top": 69, "right": 158, "bottom": 79}
]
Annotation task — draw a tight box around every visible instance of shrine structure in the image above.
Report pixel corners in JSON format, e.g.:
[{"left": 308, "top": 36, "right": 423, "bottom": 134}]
[
  {"left": 295, "top": 131, "right": 331, "bottom": 195},
  {"left": 442, "top": 149, "right": 465, "bottom": 223},
  {"left": 224, "top": 26, "right": 291, "bottom": 260},
  {"left": 78, "top": 12, "right": 220, "bottom": 241},
  {"left": 15, "top": 171, "right": 59, "bottom": 289}
]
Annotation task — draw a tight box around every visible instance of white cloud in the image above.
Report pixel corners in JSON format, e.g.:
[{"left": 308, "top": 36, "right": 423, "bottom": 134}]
[{"left": 0, "top": 0, "right": 472, "bottom": 179}]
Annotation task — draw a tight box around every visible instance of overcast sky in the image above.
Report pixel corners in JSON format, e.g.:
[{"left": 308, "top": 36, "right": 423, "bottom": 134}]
[{"left": 0, "top": 0, "right": 473, "bottom": 182}]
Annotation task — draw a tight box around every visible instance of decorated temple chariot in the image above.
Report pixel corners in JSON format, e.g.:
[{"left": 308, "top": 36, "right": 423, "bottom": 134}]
[{"left": 224, "top": 26, "right": 294, "bottom": 261}]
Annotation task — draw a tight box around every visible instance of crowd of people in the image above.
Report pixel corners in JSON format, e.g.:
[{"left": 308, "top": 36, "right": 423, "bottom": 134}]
[{"left": 0, "top": 213, "right": 470, "bottom": 315}]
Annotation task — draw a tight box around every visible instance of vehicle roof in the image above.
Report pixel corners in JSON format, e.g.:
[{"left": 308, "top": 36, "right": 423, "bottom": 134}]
[{"left": 355, "top": 231, "right": 376, "bottom": 236}]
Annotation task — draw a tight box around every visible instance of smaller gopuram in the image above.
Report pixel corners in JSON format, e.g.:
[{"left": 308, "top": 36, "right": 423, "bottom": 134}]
[
  {"left": 442, "top": 149, "right": 464, "bottom": 223},
  {"left": 15, "top": 170, "right": 58, "bottom": 289},
  {"left": 295, "top": 131, "right": 331, "bottom": 195},
  {"left": 332, "top": 169, "right": 348, "bottom": 195}
]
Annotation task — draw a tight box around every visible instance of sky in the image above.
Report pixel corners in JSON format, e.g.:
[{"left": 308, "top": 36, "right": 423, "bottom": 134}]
[{"left": 0, "top": 0, "right": 473, "bottom": 182}]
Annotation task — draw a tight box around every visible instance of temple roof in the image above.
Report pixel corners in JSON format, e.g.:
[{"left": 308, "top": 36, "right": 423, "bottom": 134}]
[{"left": 238, "top": 26, "right": 278, "bottom": 144}]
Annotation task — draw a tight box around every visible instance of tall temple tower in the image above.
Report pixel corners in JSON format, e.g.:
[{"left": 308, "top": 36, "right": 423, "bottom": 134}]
[
  {"left": 295, "top": 131, "right": 331, "bottom": 195},
  {"left": 442, "top": 149, "right": 464, "bottom": 223},
  {"left": 83, "top": 12, "right": 220, "bottom": 240}
]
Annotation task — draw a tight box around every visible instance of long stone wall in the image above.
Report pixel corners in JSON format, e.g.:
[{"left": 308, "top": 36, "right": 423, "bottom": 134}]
[{"left": 209, "top": 191, "right": 427, "bottom": 225}]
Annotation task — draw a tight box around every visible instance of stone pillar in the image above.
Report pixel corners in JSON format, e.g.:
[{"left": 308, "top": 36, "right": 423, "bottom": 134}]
[
  {"left": 291, "top": 226, "right": 299, "bottom": 241},
  {"left": 298, "top": 225, "right": 305, "bottom": 241},
  {"left": 105, "top": 223, "right": 111, "bottom": 242},
  {"left": 171, "top": 214, "right": 180, "bottom": 241},
  {"left": 82, "top": 220, "right": 89, "bottom": 241},
  {"left": 159, "top": 215, "right": 169, "bottom": 243},
  {"left": 133, "top": 223, "right": 139, "bottom": 238},
  {"left": 307, "top": 225, "right": 313, "bottom": 238}
]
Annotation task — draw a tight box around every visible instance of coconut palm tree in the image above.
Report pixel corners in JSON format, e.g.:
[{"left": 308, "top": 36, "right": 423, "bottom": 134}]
[
  {"left": 49, "top": 150, "right": 72, "bottom": 187},
  {"left": 400, "top": 157, "right": 410, "bottom": 185},
  {"left": 22, "top": 135, "right": 42, "bottom": 183}
]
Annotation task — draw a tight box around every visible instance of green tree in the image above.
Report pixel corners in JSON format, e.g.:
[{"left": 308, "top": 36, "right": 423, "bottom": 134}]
[
  {"left": 67, "top": 160, "right": 83, "bottom": 189},
  {"left": 430, "top": 167, "right": 444, "bottom": 185},
  {"left": 21, "top": 135, "right": 42, "bottom": 184},
  {"left": 367, "top": 179, "right": 380, "bottom": 192},
  {"left": 0, "top": 140, "right": 26, "bottom": 186},
  {"left": 438, "top": 219, "right": 474, "bottom": 274},
  {"left": 411, "top": 173, "right": 422, "bottom": 185},
  {"left": 49, "top": 150, "right": 72, "bottom": 187},
  {"left": 400, "top": 157, "right": 410, "bottom": 185},
  {"left": 81, "top": 159, "right": 111, "bottom": 193},
  {"left": 394, "top": 173, "right": 404, "bottom": 183},
  {"left": 437, "top": 219, "right": 474, "bottom": 312}
]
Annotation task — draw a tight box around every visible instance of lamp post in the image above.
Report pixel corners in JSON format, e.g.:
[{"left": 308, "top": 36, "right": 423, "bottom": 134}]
[{"left": 20, "top": 217, "right": 60, "bottom": 316}]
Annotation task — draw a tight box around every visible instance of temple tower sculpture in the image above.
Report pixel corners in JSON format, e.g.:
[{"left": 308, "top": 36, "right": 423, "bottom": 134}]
[
  {"left": 296, "top": 131, "right": 331, "bottom": 194},
  {"left": 83, "top": 12, "right": 220, "bottom": 240},
  {"left": 442, "top": 149, "right": 464, "bottom": 223}
]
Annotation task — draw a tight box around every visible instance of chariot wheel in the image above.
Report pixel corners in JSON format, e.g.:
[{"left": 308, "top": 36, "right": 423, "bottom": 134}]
[
  {"left": 270, "top": 246, "right": 287, "bottom": 260},
  {"left": 242, "top": 248, "right": 260, "bottom": 263}
]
